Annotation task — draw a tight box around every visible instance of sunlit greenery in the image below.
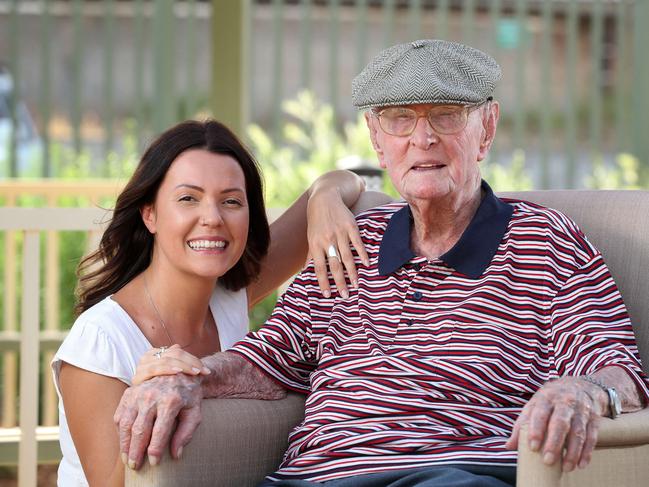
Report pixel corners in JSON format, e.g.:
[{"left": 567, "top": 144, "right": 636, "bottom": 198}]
[
  {"left": 587, "top": 153, "right": 643, "bottom": 190},
  {"left": 248, "top": 90, "right": 378, "bottom": 206}
]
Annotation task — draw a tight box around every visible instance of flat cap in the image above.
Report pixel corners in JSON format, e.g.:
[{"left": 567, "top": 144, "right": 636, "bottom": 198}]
[{"left": 352, "top": 39, "right": 501, "bottom": 109}]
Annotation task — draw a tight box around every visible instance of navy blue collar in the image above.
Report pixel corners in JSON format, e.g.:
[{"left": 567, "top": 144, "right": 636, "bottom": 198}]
[{"left": 378, "top": 180, "right": 514, "bottom": 279}]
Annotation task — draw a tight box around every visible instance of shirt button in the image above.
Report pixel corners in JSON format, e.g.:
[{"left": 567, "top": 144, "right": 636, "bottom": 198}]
[
  {"left": 407, "top": 319, "right": 414, "bottom": 326},
  {"left": 413, "top": 263, "right": 422, "bottom": 271},
  {"left": 413, "top": 291, "right": 423, "bottom": 301}
]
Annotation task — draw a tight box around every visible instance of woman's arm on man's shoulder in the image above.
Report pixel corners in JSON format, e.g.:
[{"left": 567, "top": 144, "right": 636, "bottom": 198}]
[{"left": 247, "top": 169, "right": 367, "bottom": 306}]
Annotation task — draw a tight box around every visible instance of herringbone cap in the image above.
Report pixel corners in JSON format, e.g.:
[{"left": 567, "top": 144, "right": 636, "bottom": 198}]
[{"left": 352, "top": 39, "right": 501, "bottom": 109}]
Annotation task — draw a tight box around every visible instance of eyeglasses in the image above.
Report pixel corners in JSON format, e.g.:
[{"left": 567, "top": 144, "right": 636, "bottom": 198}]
[{"left": 371, "top": 100, "right": 489, "bottom": 137}]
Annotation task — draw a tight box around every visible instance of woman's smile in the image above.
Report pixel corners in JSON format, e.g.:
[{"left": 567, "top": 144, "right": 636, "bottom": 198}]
[{"left": 187, "top": 237, "right": 228, "bottom": 252}]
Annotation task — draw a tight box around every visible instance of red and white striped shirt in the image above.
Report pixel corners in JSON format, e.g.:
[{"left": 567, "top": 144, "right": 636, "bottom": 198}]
[{"left": 231, "top": 182, "right": 649, "bottom": 482}]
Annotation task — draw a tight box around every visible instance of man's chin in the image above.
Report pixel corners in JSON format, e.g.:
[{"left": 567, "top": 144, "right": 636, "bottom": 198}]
[{"left": 402, "top": 185, "right": 453, "bottom": 203}]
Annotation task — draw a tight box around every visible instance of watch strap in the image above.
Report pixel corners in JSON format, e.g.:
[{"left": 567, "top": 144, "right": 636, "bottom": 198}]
[{"left": 580, "top": 374, "right": 620, "bottom": 419}]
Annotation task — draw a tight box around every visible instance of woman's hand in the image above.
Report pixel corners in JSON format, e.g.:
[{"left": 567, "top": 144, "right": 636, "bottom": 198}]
[
  {"left": 307, "top": 185, "right": 369, "bottom": 299},
  {"left": 132, "top": 344, "right": 210, "bottom": 386},
  {"left": 248, "top": 169, "right": 371, "bottom": 306}
]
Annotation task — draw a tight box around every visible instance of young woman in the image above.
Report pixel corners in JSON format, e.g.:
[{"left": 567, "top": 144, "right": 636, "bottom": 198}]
[{"left": 51, "top": 119, "right": 370, "bottom": 487}]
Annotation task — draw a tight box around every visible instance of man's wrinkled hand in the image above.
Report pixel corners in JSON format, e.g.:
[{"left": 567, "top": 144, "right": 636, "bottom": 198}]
[
  {"left": 114, "top": 373, "right": 203, "bottom": 469},
  {"left": 506, "top": 376, "right": 606, "bottom": 472}
]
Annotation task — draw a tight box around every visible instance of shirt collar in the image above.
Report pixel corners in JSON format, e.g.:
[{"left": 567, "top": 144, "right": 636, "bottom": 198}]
[{"left": 378, "top": 180, "right": 514, "bottom": 279}]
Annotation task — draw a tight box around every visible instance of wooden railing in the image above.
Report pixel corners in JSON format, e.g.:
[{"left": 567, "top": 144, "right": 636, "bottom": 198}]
[
  {"left": 0, "top": 207, "right": 110, "bottom": 485},
  {"left": 0, "top": 181, "right": 121, "bottom": 485},
  {"left": 0, "top": 180, "right": 284, "bottom": 485}
]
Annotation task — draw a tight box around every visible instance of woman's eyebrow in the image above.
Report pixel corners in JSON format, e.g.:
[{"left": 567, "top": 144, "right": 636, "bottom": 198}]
[
  {"left": 174, "top": 184, "right": 245, "bottom": 194},
  {"left": 221, "top": 187, "right": 245, "bottom": 194},
  {"left": 174, "top": 183, "right": 204, "bottom": 192}
]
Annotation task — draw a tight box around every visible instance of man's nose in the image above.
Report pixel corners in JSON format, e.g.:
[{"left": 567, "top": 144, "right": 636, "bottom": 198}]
[{"left": 410, "top": 115, "right": 438, "bottom": 148}]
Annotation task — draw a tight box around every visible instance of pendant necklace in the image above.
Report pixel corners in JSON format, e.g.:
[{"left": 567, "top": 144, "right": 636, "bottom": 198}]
[{"left": 143, "top": 273, "right": 209, "bottom": 350}]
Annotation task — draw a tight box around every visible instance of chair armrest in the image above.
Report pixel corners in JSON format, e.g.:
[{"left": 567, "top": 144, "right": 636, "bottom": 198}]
[
  {"left": 516, "top": 408, "right": 649, "bottom": 487},
  {"left": 596, "top": 406, "right": 649, "bottom": 446},
  {"left": 125, "top": 393, "right": 306, "bottom": 487}
]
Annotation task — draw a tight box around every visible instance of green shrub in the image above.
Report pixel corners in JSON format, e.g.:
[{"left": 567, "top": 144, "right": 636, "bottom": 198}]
[
  {"left": 482, "top": 149, "right": 533, "bottom": 192},
  {"left": 586, "top": 153, "right": 644, "bottom": 190},
  {"left": 248, "top": 90, "right": 377, "bottom": 206}
]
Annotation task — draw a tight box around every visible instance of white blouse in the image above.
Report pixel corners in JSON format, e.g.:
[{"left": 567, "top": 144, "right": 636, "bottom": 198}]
[{"left": 51, "top": 284, "right": 248, "bottom": 487}]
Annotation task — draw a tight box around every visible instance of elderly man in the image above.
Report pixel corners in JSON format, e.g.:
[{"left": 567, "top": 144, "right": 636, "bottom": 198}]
[{"left": 116, "top": 40, "right": 648, "bottom": 486}]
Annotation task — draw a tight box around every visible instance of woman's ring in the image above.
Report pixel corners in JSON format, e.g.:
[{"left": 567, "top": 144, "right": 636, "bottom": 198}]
[
  {"left": 327, "top": 245, "right": 339, "bottom": 259},
  {"left": 154, "top": 346, "right": 168, "bottom": 359}
]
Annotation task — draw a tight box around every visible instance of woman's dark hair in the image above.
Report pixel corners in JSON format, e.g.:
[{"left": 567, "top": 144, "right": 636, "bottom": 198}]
[{"left": 76, "top": 119, "right": 270, "bottom": 315}]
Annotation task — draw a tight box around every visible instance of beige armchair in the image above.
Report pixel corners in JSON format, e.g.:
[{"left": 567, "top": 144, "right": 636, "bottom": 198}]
[
  {"left": 507, "top": 190, "right": 649, "bottom": 487},
  {"left": 126, "top": 190, "right": 649, "bottom": 487}
]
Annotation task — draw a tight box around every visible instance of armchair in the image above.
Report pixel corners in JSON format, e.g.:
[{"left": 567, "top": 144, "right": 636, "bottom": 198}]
[
  {"left": 126, "top": 190, "right": 649, "bottom": 487},
  {"left": 507, "top": 190, "right": 649, "bottom": 487}
]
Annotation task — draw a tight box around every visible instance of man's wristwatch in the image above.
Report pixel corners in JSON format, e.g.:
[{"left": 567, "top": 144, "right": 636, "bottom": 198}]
[{"left": 581, "top": 375, "right": 622, "bottom": 419}]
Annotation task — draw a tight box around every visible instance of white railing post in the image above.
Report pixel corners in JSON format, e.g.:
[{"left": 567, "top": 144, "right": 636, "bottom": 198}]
[
  {"left": 2, "top": 229, "right": 18, "bottom": 428},
  {"left": 18, "top": 230, "right": 41, "bottom": 487}
]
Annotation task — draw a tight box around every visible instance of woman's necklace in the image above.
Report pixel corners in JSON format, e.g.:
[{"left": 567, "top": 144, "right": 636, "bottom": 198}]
[{"left": 143, "top": 273, "right": 209, "bottom": 350}]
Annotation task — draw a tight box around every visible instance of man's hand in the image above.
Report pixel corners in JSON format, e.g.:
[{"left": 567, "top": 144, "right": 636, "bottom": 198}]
[
  {"left": 506, "top": 376, "right": 607, "bottom": 473},
  {"left": 114, "top": 373, "right": 203, "bottom": 469}
]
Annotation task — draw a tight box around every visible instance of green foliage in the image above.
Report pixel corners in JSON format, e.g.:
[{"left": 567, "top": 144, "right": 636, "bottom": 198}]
[
  {"left": 248, "top": 291, "right": 279, "bottom": 332},
  {"left": 482, "top": 149, "right": 534, "bottom": 192},
  {"left": 54, "top": 121, "right": 139, "bottom": 181},
  {"left": 248, "top": 90, "right": 378, "bottom": 207},
  {"left": 58, "top": 232, "right": 89, "bottom": 329},
  {"left": 0, "top": 232, "right": 5, "bottom": 325},
  {"left": 586, "top": 153, "right": 644, "bottom": 190}
]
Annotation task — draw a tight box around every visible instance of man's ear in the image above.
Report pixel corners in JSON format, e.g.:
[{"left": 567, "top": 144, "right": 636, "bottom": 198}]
[
  {"left": 477, "top": 101, "right": 500, "bottom": 162},
  {"left": 365, "top": 112, "right": 387, "bottom": 169},
  {"left": 141, "top": 204, "right": 156, "bottom": 234}
]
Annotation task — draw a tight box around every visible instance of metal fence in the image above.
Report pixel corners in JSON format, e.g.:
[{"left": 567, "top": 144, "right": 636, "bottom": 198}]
[
  {"left": 1, "top": 0, "right": 648, "bottom": 188},
  {"left": 246, "top": 0, "right": 649, "bottom": 189}
]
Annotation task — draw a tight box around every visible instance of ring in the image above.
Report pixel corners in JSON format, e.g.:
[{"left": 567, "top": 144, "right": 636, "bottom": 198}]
[
  {"left": 327, "top": 245, "right": 339, "bottom": 259},
  {"left": 153, "top": 346, "right": 168, "bottom": 359}
]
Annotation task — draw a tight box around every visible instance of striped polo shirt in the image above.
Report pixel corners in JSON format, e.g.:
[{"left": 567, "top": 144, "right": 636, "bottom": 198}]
[{"left": 231, "top": 181, "right": 649, "bottom": 482}]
